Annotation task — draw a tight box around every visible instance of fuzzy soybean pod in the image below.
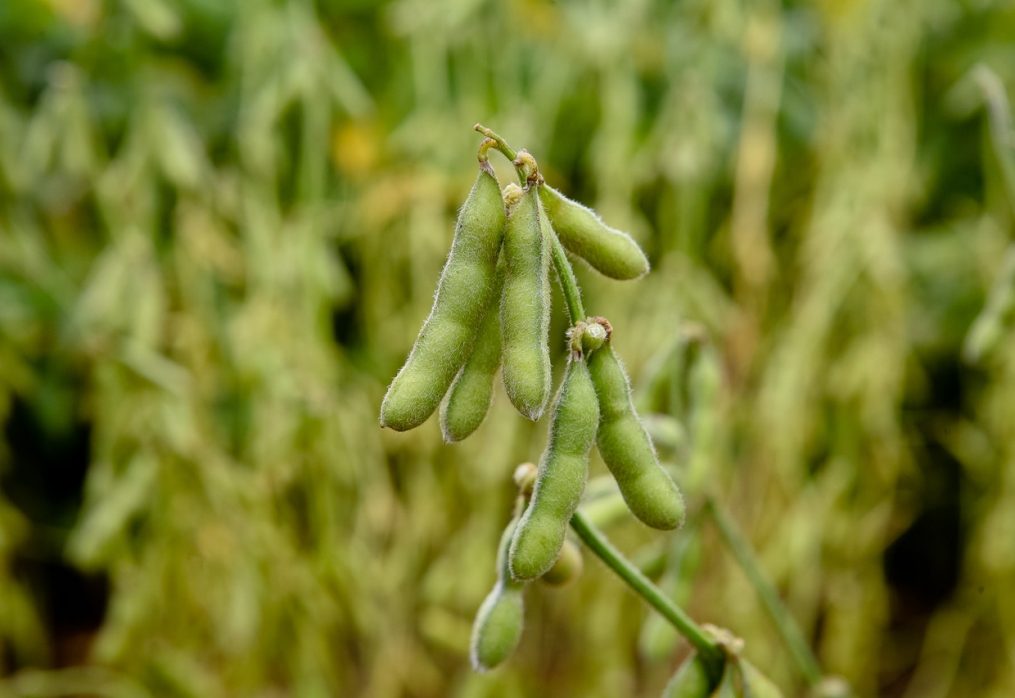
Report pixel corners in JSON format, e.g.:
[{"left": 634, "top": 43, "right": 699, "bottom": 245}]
[
  {"left": 500, "top": 184, "right": 551, "bottom": 420},
  {"left": 739, "top": 660, "right": 784, "bottom": 698},
  {"left": 379, "top": 164, "right": 506, "bottom": 431},
  {"left": 439, "top": 266, "right": 504, "bottom": 442},
  {"left": 588, "top": 329, "right": 686, "bottom": 530},
  {"left": 540, "top": 538, "right": 583, "bottom": 586},
  {"left": 539, "top": 185, "right": 649, "bottom": 280},
  {"left": 470, "top": 519, "right": 525, "bottom": 672},
  {"left": 509, "top": 356, "right": 599, "bottom": 581},
  {"left": 661, "top": 653, "right": 713, "bottom": 698}
]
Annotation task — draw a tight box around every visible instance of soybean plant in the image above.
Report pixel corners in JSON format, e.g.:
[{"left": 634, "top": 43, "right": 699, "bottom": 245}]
[{"left": 379, "top": 125, "right": 806, "bottom": 697}]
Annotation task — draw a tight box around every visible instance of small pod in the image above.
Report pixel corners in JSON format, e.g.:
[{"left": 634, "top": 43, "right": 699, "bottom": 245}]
[
  {"left": 739, "top": 659, "right": 784, "bottom": 698},
  {"left": 440, "top": 266, "right": 504, "bottom": 442},
  {"left": 588, "top": 325, "right": 686, "bottom": 530},
  {"left": 500, "top": 182, "right": 551, "bottom": 420},
  {"left": 380, "top": 164, "right": 506, "bottom": 431},
  {"left": 661, "top": 653, "right": 712, "bottom": 698},
  {"left": 509, "top": 356, "right": 599, "bottom": 580},
  {"left": 470, "top": 519, "right": 526, "bottom": 672},
  {"left": 540, "top": 538, "right": 583, "bottom": 586},
  {"left": 539, "top": 185, "right": 649, "bottom": 280}
]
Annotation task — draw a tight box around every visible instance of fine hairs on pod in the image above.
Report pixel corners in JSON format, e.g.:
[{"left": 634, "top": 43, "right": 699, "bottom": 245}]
[
  {"left": 539, "top": 184, "right": 650, "bottom": 280},
  {"left": 380, "top": 162, "right": 506, "bottom": 431},
  {"left": 661, "top": 653, "right": 712, "bottom": 698},
  {"left": 470, "top": 518, "right": 526, "bottom": 672},
  {"left": 509, "top": 353, "right": 599, "bottom": 581},
  {"left": 587, "top": 318, "right": 686, "bottom": 530},
  {"left": 500, "top": 163, "right": 551, "bottom": 420},
  {"left": 439, "top": 263, "right": 504, "bottom": 442}
]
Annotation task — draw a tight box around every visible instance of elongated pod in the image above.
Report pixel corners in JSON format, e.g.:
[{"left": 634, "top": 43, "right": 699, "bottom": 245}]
[
  {"left": 539, "top": 185, "right": 649, "bottom": 280},
  {"left": 470, "top": 519, "right": 526, "bottom": 672},
  {"left": 540, "top": 538, "right": 583, "bottom": 586},
  {"left": 509, "top": 356, "right": 599, "bottom": 580},
  {"left": 380, "top": 164, "right": 506, "bottom": 431},
  {"left": 588, "top": 322, "right": 685, "bottom": 530},
  {"left": 661, "top": 653, "right": 713, "bottom": 698},
  {"left": 500, "top": 183, "right": 551, "bottom": 420},
  {"left": 739, "top": 660, "right": 784, "bottom": 698},
  {"left": 440, "top": 266, "right": 504, "bottom": 442}
]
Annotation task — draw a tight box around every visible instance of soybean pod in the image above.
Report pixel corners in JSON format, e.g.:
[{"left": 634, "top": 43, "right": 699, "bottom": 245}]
[
  {"left": 379, "top": 163, "right": 506, "bottom": 431},
  {"left": 540, "top": 537, "right": 583, "bottom": 586},
  {"left": 739, "top": 660, "right": 784, "bottom": 698},
  {"left": 661, "top": 653, "right": 713, "bottom": 698},
  {"left": 500, "top": 179, "right": 551, "bottom": 420},
  {"left": 470, "top": 518, "right": 526, "bottom": 672},
  {"left": 539, "top": 185, "right": 650, "bottom": 280},
  {"left": 440, "top": 264, "right": 504, "bottom": 442},
  {"left": 588, "top": 322, "right": 686, "bottom": 530},
  {"left": 509, "top": 355, "right": 599, "bottom": 581}
]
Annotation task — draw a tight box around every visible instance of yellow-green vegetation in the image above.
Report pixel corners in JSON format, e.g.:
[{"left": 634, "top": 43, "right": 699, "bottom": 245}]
[
  {"left": 1, "top": 0, "right": 1014, "bottom": 697},
  {"left": 588, "top": 326, "right": 686, "bottom": 531}
]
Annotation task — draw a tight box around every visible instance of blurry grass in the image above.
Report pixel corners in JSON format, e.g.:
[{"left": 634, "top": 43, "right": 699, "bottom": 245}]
[{"left": 0, "top": 0, "right": 1014, "bottom": 696}]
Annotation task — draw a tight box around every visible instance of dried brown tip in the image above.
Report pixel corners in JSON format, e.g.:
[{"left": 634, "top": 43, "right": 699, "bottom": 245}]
[
  {"left": 513, "top": 150, "right": 539, "bottom": 184},
  {"left": 588, "top": 316, "right": 613, "bottom": 340}
]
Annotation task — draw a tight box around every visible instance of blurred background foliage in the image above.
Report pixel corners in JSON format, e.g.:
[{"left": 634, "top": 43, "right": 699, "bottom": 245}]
[{"left": 0, "top": 0, "right": 1014, "bottom": 696}]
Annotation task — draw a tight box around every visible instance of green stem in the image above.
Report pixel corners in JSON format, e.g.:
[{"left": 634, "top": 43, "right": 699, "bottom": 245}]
[
  {"left": 570, "top": 511, "right": 724, "bottom": 681},
  {"left": 550, "top": 233, "right": 585, "bottom": 324},
  {"left": 473, "top": 123, "right": 517, "bottom": 161},
  {"left": 705, "top": 497, "right": 823, "bottom": 686}
]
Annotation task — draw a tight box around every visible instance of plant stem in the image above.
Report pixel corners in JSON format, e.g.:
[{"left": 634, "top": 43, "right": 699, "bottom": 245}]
[
  {"left": 705, "top": 497, "right": 823, "bottom": 686},
  {"left": 473, "top": 123, "right": 517, "bottom": 161},
  {"left": 570, "top": 511, "right": 725, "bottom": 681}
]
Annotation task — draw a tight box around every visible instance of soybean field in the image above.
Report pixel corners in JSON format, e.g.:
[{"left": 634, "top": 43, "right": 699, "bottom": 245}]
[{"left": 1, "top": 1, "right": 1014, "bottom": 697}]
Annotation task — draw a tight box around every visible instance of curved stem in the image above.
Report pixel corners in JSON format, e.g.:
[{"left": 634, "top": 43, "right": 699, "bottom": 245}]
[
  {"left": 473, "top": 123, "right": 517, "bottom": 161},
  {"left": 550, "top": 233, "right": 585, "bottom": 325},
  {"left": 570, "top": 511, "right": 725, "bottom": 682},
  {"left": 705, "top": 497, "right": 823, "bottom": 686},
  {"left": 473, "top": 123, "right": 529, "bottom": 182}
]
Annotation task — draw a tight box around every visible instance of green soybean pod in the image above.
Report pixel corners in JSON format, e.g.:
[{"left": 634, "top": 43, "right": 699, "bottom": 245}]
[
  {"left": 439, "top": 266, "right": 504, "bottom": 442},
  {"left": 509, "top": 356, "right": 599, "bottom": 581},
  {"left": 739, "top": 660, "right": 784, "bottom": 698},
  {"left": 470, "top": 520, "right": 525, "bottom": 672},
  {"left": 380, "top": 163, "right": 506, "bottom": 431},
  {"left": 661, "top": 653, "right": 712, "bottom": 698},
  {"left": 539, "top": 185, "right": 649, "bottom": 280},
  {"left": 500, "top": 182, "right": 551, "bottom": 420},
  {"left": 588, "top": 326, "right": 686, "bottom": 530}
]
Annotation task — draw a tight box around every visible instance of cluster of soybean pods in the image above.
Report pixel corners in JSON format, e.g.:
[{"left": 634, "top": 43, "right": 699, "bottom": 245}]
[{"left": 380, "top": 126, "right": 785, "bottom": 697}]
